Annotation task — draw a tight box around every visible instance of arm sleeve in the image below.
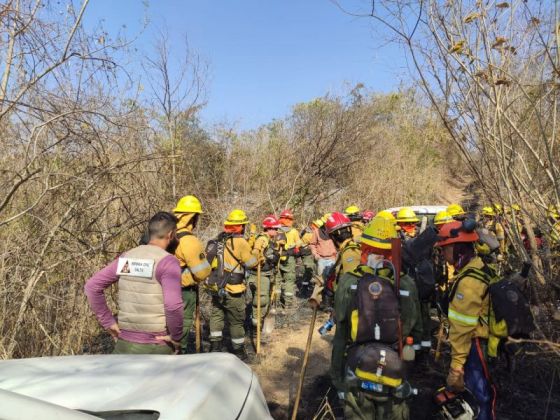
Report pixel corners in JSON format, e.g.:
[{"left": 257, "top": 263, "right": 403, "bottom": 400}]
[
  {"left": 448, "top": 277, "right": 483, "bottom": 369},
  {"left": 240, "top": 239, "right": 258, "bottom": 268},
  {"left": 331, "top": 278, "right": 352, "bottom": 391},
  {"left": 251, "top": 236, "right": 267, "bottom": 258},
  {"left": 399, "top": 275, "right": 422, "bottom": 341},
  {"left": 309, "top": 229, "right": 320, "bottom": 259},
  {"left": 84, "top": 259, "right": 120, "bottom": 329},
  {"left": 341, "top": 248, "right": 360, "bottom": 275},
  {"left": 183, "top": 237, "right": 212, "bottom": 282},
  {"left": 157, "top": 255, "right": 184, "bottom": 341}
]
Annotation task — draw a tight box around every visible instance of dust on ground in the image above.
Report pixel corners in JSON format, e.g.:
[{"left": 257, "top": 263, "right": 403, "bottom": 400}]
[{"left": 248, "top": 300, "right": 560, "bottom": 420}]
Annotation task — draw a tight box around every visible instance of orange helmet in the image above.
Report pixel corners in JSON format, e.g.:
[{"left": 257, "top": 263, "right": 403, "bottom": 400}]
[
  {"left": 436, "top": 221, "right": 479, "bottom": 247},
  {"left": 279, "top": 209, "right": 294, "bottom": 220}
]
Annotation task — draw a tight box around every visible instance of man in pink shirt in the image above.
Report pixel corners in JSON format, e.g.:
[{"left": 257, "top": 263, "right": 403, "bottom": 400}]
[
  {"left": 85, "top": 212, "right": 183, "bottom": 354},
  {"left": 309, "top": 217, "right": 337, "bottom": 277}
]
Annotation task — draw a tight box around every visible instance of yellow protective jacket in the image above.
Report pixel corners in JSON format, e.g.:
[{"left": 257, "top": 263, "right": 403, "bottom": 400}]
[
  {"left": 279, "top": 226, "right": 302, "bottom": 262},
  {"left": 223, "top": 235, "right": 258, "bottom": 294},
  {"left": 448, "top": 257, "right": 490, "bottom": 369},
  {"left": 175, "top": 225, "right": 211, "bottom": 287},
  {"left": 350, "top": 221, "right": 364, "bottom": 241},
  {"left": 301, "top": 230, "right": 313, "bottom": 246},
  {"left": 335, "top": 238, "right": 361, "bottom": 283},
  {"left": 251, "top": 233, "right": 281, "bottom": 273},
  {"left": 281, "top": 226, "right": 302, "bottom": 250}
]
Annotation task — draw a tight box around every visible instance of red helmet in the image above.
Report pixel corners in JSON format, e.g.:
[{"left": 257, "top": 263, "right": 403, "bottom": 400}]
[
  {"left": 362, "top": 210, "right": 375, "bottom": 222},
  {"left": 325, "top": 212, "right": 352, "bottom": 234},
  {"left": 436, "top": 221, "right": 479, "bottom": 247},
  {"left": 262, "top": 215, "right": 281, "bottom": 229},
  {"left": 279, "top": 209, "right": 294, "bottom": 220}
]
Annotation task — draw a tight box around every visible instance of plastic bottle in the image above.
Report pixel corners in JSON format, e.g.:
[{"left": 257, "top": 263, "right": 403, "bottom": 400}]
[
  {"left": 318, "top": 318, "right": 334, "bottom": 336},
  {"left": 374, "top": 324, "right": 381, "bottom": 340},
  {"left": 402, "top": 336, "right": 416, "bottom": 361}
]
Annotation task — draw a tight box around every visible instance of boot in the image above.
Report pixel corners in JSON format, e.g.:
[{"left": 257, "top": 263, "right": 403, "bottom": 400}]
[
  {"left": 209, "top": 340, "right": 223, "bottom": 352},
  {"left": 232, "top": 346, "right": 250, "bottom": 362}
]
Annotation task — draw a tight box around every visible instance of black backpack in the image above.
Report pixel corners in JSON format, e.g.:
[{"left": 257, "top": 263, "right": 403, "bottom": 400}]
[
  {"left": 447, "top": 263, "right": 534, "bottom": 338},
  {"left": 489, "top": 278, "right": 534, "bottom": 338},
  {"left": 350, "top": 268, "right": 400, "bottom": 345},
  {"left": 204, "top": 233, "right": 245, "bottom": 291}
]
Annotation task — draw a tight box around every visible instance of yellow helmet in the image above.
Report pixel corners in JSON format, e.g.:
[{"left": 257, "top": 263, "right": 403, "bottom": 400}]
[
  {"left": 446, "top": 204, "right": 465, "bottom": 217},
  {"left": 313, "top": 218, "right": 325, "bottom": 228},
  {"left": 224, "top": 209, "right": 249, "bottom": 225},
  {"left": 376, "top": 210, "right": 396, "bottom": 222},
  {"left": 511, "top": 204, "right": 521, "bottom": 212},
  {"left": 481, "top": 206, "right": 495, "bottom": 217},
  {"left": 321, "top": 213, "right": 332, "bottom": 224},
  {"left": 173, "top": 195, "right": 203, "bottom": 214},
  {"left": 548, "top": 204, "right": 560, "bottom": 219},
  {"left": 360, "top": 216, "right": 398, "bottom": 249},
  {"left": 344, "top": 205, "right": 361, "bottom": 216},
  {"left": 434, "top": 210, "right": 453, "bottom": 226},
  {"left": 396, "top": 207, "right": 419, "bottom": 223},
  {"left": 493, "top": 203, "right": 503, "bottom": 213}
]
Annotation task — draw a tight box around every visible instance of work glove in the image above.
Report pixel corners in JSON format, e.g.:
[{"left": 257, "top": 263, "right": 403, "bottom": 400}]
[
  {"left": 309, "top": 284, "right": 324, "bottom": 309},
  {"left": 446, "top": 367, "right": 465, "bottom": 392}
]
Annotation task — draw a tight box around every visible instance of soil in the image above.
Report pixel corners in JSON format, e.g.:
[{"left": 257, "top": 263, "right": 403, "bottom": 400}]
[{"left": 247, "top": 300, "right": 560, "bottom": 420}]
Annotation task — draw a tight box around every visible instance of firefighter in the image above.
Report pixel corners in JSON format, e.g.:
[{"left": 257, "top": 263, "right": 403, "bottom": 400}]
[
  {"left": 433, "top": 210, "right": 455, "bottom": 286},
  {"left": 299, "top": 221, "right": 315, "bottom": 291},
  {"left": 330, "top": 216, "right": 422, "bottom": 419},
  {"left": 362, "top": 209, "right": 375, "bottom": 224},
  {"left": 324, "top": 212, "right": 361, "bottom": 283},
  {"left": 344, "top": 205, "right": 364, "bottom": 240},
  {"left": 278, "top": 209, "right": 302, "bottom": 307},
  {"left": 481, "top": 206, "right": 506, "bottom": 256},
  {"left": 447, "top": 203, "right": 467, "bottom": 221},
  {"left": 247, "top": 215, "right": 281, "bottom": 334},
  {"left": 172, "top": 195, "right": 212, "bottom": 353},
  {"left": 208, "top": 209, "right": 258, "bottom": 360},
  {"left": 396, "top": 207, "right": 420, "bottom": 239},
  {"left": 436, "top": 221, "right": 496, "bottom": 420},
  {"left": 397, "top": 207, "right": 432, "bottom": 352},
  {"left": 310, "top": 214, "right": 337, "bottom": 277}
]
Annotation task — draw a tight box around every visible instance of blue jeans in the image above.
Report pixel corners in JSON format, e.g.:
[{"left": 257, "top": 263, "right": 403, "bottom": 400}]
[{"left": 465, "top": 338, "right": 496, "bottom": 420}]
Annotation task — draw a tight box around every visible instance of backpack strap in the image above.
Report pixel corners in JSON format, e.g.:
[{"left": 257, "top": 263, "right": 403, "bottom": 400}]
[
  {"left": 177, "top": 231, "right": 193, "bottom": 240},
  {"left": 224, "top": 236, "right": 245, "bottom": 273},
  {"left": 448, "top": 266, "right": 490, "bottom": 304}
]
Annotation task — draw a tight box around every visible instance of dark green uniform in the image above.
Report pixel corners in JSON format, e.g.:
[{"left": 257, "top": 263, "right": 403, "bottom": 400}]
[
  {"left": 331, "top": 265, "right": 421, "bottom": 420},
  {"left": 246, "top": 233, "right": 279, "bottom": 326}
]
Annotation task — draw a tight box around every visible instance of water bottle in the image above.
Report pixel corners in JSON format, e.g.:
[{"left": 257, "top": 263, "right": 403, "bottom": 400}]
[
  {"left": 318, "top": 318, "right": 334, "bottom": 335},
  {"left": 403, "top": 336, "right": 416, "bottom": 361},
  {"left": 374, "top": 323, "right": 381, "bottom": 340}
]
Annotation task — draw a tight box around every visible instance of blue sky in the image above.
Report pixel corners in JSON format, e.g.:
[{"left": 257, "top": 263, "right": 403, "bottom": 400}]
[{"left": 85, "top": 1, "right": 408, "bottom": 129}]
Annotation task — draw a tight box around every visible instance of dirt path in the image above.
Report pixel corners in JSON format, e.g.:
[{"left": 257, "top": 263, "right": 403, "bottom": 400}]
[{"left": 251, "top": 303, "right": 333, "bottom": 420}]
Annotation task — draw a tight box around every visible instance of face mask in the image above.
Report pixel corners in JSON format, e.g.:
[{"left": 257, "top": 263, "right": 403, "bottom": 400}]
[{"left": 366, "top": 253, "right": 384, "bottom": 269}]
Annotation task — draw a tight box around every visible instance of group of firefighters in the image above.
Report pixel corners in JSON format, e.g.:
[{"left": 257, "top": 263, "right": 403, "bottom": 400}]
[{"left": 84, "top": 196, "right": 560, "bottom": 420}]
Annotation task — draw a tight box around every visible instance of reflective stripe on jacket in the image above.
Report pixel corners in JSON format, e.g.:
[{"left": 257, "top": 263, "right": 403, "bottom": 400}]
[{"left": 448, "top": 257, "right": 490, "bottom": 369}]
